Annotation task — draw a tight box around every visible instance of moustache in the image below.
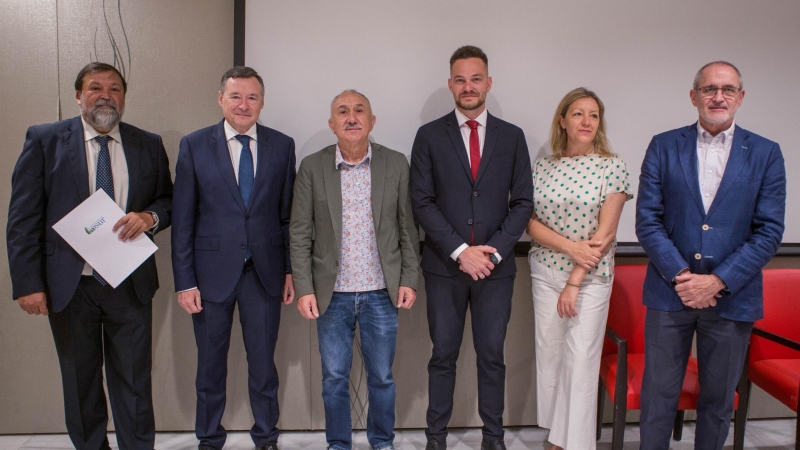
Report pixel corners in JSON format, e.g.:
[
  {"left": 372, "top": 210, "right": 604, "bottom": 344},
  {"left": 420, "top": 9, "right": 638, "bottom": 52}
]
[
  {"left": 344, "top": 123, "right": 363, "bottom": 130},
  {"left": 92, "top": 98, "right": 119, "bottom": 112}
]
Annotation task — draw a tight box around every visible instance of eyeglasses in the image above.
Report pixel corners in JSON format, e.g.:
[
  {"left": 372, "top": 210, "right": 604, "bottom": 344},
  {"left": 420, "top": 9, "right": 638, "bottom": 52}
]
[{"left": 696, "top": 86, "right": 741, "bottom": 99}]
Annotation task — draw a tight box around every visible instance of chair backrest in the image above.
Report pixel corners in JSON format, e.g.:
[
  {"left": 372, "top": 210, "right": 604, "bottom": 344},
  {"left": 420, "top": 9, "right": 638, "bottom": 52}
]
[
  {"left": 750, "top": 268, "right": 800, "bottom": 362},
  {"left": 603, "top": 264, "right": 649, "bottom": 356}
]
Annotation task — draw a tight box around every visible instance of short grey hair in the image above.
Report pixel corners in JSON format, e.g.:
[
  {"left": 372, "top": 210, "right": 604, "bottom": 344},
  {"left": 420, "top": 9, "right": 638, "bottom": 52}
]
[
  {"left": 693, "top": 61, "right": 743, "bottom": 89},
  {"left": 330, "top": 89, "right": 372, "bottom": 110}
]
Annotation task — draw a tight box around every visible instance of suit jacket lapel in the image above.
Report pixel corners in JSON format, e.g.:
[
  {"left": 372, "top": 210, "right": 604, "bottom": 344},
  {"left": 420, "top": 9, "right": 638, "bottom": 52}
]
[
  {"left": 321, "top": 146, "right": 343, "bottom": 250},
  {"left": 248, "top": 125, "right": 273, "bottom": 210},
  {"left": 678, "top": 125, "right": 705, "bottom": 217},
  {"left": 370, "top": 144, "right": 386, "bottom": 233},
  {"left": 212, "top": 121, "right": 246, "bottom": 212},
  {"left": 119, "top": 123, "right": 139, "bottom": 212},
  {"left": 66, "top": 117, "right": 90, "bottom": 202},
  {"left": 476, "top": 113, "right": 499, "bottom": 185},
  {"left": 707, "top": 125, "right": 749, "bottom": 218},
  {"left": 445, "top": 111, "right": 474, "bottom": 183}
]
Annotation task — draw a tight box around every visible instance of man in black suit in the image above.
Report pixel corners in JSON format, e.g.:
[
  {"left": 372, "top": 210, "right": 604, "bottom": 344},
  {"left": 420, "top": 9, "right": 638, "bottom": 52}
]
[
  {"left": 410, "top": 46, "right": 533, "bottom": 450},
  {"left": 7, "top": 62, "right": 172, "bottom": 450}
]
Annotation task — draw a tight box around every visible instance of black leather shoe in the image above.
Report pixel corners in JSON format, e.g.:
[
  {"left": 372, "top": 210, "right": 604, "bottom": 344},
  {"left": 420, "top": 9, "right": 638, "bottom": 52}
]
[
  {"left": 480, "top": 439, "right": 506, "bottom": 450},
  {"left": 425, "top": 438, "right": 446, "bottom": 450},
  {"left": 256, "top": 443, "right": 278, "bottom": 450},
  {"left": 198, "top": 446, "right": 217, "bottom": 450}
]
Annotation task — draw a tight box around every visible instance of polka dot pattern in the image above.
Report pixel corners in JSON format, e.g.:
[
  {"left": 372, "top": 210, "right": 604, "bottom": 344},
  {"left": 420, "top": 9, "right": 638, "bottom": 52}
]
[{"left": 529, "top": 154, "right": 632, "bottom": 276}]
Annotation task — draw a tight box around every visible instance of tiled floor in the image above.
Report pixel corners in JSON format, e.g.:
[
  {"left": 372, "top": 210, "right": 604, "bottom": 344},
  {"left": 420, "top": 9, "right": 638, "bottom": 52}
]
[{"left": 0, "top": 419, "right": 795, "bottom": 449}]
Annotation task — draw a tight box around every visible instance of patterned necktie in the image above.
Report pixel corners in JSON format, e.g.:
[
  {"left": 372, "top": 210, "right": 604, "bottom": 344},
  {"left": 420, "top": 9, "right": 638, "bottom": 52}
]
[
  {"left": 466, "top": 120, "right": 481, "bottom": 181},
  {"left": 235, "top": 134, "right": 254, "bottom": 208},
  {"left": 235, "top": 134, "right": 254, "bottom": 260},
  {"left": 94, "top": 135, "right": 114, "bottom": 285}
]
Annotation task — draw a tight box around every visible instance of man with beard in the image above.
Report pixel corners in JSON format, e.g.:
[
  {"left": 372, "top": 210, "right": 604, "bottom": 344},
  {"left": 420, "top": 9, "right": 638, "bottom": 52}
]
[
  {"left": 636, "top": 61, "right": 786, "bottom": 450},
  {"left": 7, "top": 62, "right": 173, "bottom": 450},
  {"left": 409, "top": 46, "right": 533, "bottom": 450}
]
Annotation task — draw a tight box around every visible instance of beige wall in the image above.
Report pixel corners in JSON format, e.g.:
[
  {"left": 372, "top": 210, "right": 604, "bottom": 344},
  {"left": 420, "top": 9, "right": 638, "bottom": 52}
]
[{"left": 0, "top": 0, "right": 796, "bottom": 436}]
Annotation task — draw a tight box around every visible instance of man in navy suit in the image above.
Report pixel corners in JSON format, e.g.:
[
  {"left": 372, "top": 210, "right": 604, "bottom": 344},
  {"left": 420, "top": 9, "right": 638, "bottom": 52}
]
[
  {"left": 7, "top": 62, "right": 173, "bottom": 450},
  {"left": 171, "top": 67, "right": 296, "bottom": 450},
  {"left": 410, "top": 46, "right": 533, "bottom": 450},
  {"left": 636, "top": 61, "right": 786, "bottom": 450}
]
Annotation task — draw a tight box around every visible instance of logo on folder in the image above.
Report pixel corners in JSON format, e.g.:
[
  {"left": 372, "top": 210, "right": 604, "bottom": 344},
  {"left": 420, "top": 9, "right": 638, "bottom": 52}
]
[{"left": 85, "top": 217, "right": 106, "bottom": 235}]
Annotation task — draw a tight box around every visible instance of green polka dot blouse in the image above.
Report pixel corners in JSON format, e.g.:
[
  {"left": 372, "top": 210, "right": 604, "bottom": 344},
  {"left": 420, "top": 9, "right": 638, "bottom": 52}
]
[{"left": 529, "top": 153, "right": 633, "bottom": 276}]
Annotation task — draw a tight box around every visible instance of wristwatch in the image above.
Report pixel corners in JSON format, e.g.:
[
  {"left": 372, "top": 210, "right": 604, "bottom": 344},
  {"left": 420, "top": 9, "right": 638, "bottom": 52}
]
[{"left": 489, "top": 253, "right": 500, "bottom": 265}]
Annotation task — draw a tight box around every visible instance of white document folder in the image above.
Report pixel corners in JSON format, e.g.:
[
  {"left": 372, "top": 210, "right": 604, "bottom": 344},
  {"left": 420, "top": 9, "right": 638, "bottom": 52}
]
[{"left": 52, "top": 190, "right": 158, "bottom": 288}]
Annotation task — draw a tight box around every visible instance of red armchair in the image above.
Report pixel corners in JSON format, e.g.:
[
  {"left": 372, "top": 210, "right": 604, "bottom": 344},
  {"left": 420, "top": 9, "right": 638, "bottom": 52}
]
[
  {"left": 734, "top": 268, "right": 800, "bottom": 449},
  {"left": 597, "top": 264, "right": 742, "bottom": 450}
]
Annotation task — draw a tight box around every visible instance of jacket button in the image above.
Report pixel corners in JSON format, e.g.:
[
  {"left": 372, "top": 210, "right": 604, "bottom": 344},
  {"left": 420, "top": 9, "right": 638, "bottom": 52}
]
[
  {"left": 246, "top": 214, "right": 250, "bottom": 220},
  {"left": 702, "top": 224, "right": 709, "bottom": 231},
  {"left": 473, "top": 191, "right": 478, "bottom": 197},
  {"left": 694, "top": 253, "right": 701, "bottom": 260},
  {"left": 241, "top": 243, "right": 246, "bottom": 249},
  {"left": 468, "top": 219, "right": 473, "bottom": 225}
]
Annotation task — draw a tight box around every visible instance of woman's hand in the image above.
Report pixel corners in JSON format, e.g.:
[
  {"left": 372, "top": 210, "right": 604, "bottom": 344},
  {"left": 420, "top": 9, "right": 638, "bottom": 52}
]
[
  {"left": 567, "top": 240, "right": 602, "bottom": 270},
  {"left": 557, "top": 284, "right": 579, "bottom": 318}
]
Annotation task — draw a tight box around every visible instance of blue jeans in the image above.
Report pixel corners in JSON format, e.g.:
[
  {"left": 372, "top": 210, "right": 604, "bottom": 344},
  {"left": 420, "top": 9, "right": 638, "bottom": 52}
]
[{"left": 317, "top": 290, "right": 398, "bottom": 450}]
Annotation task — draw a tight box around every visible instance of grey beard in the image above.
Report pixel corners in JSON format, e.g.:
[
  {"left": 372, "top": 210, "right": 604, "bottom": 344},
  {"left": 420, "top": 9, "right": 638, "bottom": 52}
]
[{"left": 80, "top": 97, "right": 123, "bottom": 131}]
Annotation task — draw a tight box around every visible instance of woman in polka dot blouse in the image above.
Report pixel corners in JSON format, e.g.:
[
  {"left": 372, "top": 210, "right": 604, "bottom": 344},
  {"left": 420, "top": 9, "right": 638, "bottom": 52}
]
[{"left": 526, "top": 88, "right": 633, "bottom": 450}]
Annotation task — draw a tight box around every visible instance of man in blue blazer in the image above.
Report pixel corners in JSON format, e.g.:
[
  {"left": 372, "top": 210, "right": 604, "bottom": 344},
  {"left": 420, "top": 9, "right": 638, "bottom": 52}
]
[
  {"left": 410, "top": 46, "right": 533, "bottom": 450},
  {"left": 171, "top": 67, "right": 296, "bottom": 450},
  {"left": 7, "top": 62, "right": 173, "bottom": 450},
  {"left": 636, "top": 61, "right": 786, "bottom": 450}
]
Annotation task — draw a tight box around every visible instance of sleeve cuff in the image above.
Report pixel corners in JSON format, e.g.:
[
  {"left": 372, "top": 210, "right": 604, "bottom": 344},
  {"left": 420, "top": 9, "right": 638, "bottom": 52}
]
[{"left": 450, "top": 243, "right": 469, "bottom": 262}]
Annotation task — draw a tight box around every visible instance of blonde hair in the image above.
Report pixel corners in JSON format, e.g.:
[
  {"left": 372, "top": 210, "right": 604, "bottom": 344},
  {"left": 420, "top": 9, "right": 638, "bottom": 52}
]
[{"left": 549, "top": 87, "right": 613, "bottom": 158}]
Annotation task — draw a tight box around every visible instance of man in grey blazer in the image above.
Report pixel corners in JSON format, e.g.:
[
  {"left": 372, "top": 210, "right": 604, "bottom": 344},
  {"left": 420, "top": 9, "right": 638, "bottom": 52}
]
[{"left": 290, "top": 90, "right": 419, "bottom": 450}]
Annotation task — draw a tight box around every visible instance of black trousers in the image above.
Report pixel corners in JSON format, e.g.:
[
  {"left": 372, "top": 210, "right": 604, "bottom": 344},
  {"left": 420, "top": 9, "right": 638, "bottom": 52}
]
[
  {"left": 49, "top": 276, "right": 154, "bottom": 450},
  {"left": 639, "top": 307, "right": 753, "bottom": 450},
  {"left": 192, "top": 262, "right": 282, "bottom": 449},
  {"left": 424, "top": 271, "right": 514, "bottom": 442}
]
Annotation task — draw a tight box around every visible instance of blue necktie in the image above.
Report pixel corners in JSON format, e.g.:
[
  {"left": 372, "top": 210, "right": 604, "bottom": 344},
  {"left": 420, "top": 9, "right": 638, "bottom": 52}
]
[
  {"left": 235, "top": 134, "right": 254, "bottom": 260},
  {"left": 94, "top": 135, "right": 114, "bottom": 285}
]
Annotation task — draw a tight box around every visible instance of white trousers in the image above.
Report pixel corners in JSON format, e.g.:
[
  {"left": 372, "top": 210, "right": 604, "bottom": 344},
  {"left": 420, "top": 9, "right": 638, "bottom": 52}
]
[{"left": 530, "top": 256, "right": 613, "bottom": 450}]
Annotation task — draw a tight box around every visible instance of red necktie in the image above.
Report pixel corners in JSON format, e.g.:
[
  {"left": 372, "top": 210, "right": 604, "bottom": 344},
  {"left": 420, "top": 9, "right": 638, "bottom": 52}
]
[
  {"left": 466, "top": 120, "right": 480, "bottom": 181},
  {"left": 466, "top": 120, "right": 480, "bottom": 245}
]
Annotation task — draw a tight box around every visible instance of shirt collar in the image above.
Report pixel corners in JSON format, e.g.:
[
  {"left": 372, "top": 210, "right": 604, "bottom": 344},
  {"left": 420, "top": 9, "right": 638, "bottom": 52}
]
[
  {"left": 224, "top": 120, "right": 258, "bottom": 143},
  {"left": 81, "top": 116, "right": 121, "bottom": 144},
  {"left": 697, "top": 121, "right": 735, "bottom": 145},
  {"left": 335, "top": 144, "right": 372, "bottom": 169},
  {"left": 455, "top": 107, "right": 488, "bottom": 128}
]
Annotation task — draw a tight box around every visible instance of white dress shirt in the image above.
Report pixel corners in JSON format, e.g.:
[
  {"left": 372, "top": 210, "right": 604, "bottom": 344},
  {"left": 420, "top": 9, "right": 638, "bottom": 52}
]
[
  {"left": 450, "top": 108, "right": 501, "bottom": 264},
  {"left": 696, "top": 121, "right": 734, "bottom": 213},
  {"left": 223, "top": 120, "right": 258, "bottom": 182},
  {"left": 80, "top": 117, "right": 129, "bottom": 275}
]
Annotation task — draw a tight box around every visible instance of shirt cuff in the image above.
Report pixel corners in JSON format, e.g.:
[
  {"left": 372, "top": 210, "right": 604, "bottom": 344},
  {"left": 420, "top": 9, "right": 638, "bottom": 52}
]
[
  {"left": 177, "top": 287, "right": 198, "bottom": 294},
  {"left": 450, "top": 243, "right": 469, "bottom": 262},
  {"left": 493, "top": 252, "right": 502, "bottom": 263}
]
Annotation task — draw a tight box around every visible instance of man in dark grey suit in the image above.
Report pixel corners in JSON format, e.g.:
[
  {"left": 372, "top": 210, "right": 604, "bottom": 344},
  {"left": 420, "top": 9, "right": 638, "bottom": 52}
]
[
  {"left": 291, "top": 90, "right": 419, "bottom": 450},
  {"left": 7, "top": 62, "right": 172, "bottom": 450},
  {"left": 410, "top": 46, "right": 533, "bottom": 450}
]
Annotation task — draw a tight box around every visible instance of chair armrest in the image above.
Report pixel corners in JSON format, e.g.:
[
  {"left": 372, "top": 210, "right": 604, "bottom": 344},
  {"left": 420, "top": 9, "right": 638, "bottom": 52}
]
[
  {"left": 605, "top": 326, "right": 627, "bottom": 348},
  {"left": 752, "top": 327, "right": 800, "bottom": 352}
]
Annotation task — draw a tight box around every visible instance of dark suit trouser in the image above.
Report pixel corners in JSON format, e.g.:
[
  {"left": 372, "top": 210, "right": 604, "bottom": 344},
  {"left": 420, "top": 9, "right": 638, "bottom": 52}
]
[
  {"left": 424, "top": 271, "right": 514, "bottom": 441},
  {"left": 639, "top": 308, "right": 752, "bottom": 450},
  {"left": 49, "top": 276, "right": 155, "bottom": 450},
  {"left": 192, "top": 263, "right": 281, "bottom": 449}
]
